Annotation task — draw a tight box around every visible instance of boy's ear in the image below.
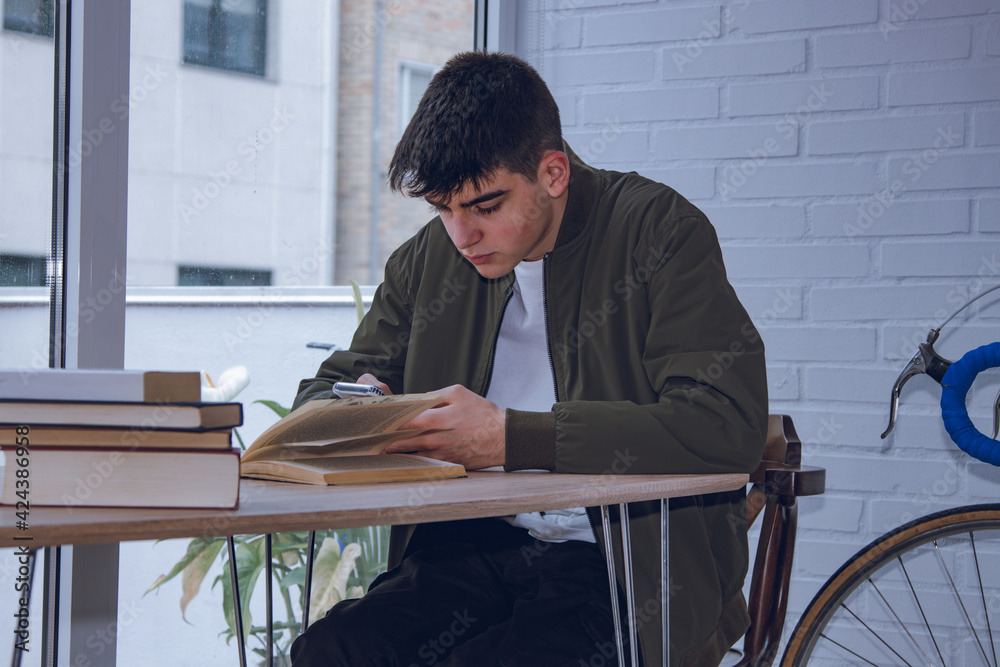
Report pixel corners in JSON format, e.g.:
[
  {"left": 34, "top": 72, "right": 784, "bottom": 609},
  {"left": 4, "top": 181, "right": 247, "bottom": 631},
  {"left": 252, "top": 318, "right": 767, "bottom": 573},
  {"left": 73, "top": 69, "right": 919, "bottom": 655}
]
[{"left": 539, "top": 150, "right": 570, "bottom": 198}]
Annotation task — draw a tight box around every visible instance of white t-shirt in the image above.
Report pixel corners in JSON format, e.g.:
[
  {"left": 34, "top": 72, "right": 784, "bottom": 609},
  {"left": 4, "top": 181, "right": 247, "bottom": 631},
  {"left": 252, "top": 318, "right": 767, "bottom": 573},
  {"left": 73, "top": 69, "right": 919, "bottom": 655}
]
[{"left": 485, "top": 259, "right": 595, "bottom": 543}]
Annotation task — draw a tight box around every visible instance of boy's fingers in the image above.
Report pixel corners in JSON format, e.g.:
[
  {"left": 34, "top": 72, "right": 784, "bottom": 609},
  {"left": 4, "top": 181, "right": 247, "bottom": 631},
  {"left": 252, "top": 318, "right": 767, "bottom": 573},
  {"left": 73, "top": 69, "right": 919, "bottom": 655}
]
[{"left": 357, "top": 373, "right": 392, "bottom": 395}]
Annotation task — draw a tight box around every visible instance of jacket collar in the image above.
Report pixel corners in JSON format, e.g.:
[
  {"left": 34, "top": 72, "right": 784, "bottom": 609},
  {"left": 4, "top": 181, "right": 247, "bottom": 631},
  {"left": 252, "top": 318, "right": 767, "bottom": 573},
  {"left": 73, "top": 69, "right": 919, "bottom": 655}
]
[{"left": 553, "top": 142, "right": 601, "bottom": 251}]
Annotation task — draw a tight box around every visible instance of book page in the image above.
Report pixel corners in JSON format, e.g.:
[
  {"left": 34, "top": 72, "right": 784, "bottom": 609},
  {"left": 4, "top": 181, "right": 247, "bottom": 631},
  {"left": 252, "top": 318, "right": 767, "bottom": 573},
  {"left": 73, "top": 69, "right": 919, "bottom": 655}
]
[
  {"left": 288, "top": 454, "right": 459, "bottom": 471},
  {"left": 241, "top": 430, "right": 424, "bottom": 463},
  {"left": 245, "top": 393, "right": 440, "bottom": 456},
  {"left": 240, "top": 452, "right": 465, "bottom": 484}
]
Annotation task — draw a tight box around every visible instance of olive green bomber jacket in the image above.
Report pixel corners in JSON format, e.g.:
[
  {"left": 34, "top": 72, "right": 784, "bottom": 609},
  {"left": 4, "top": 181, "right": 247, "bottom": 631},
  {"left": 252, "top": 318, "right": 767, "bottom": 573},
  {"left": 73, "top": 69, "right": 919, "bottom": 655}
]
[{"left": 294, "top": 149, "right": 768, "bottom": 666}]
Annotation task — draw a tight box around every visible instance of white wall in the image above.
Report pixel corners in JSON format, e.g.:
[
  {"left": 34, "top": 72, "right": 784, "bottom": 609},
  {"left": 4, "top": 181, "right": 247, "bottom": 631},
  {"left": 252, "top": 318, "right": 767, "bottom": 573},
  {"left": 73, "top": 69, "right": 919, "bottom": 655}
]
[{"left": 522, "top": 0, "right": 1000, "bottom": 653}]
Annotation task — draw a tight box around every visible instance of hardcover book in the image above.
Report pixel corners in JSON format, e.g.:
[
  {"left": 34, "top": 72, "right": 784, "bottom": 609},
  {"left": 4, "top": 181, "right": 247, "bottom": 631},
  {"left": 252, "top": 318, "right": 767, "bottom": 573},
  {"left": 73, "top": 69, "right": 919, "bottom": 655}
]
[
  {"left": 0, "top": 369, "right": 202, "bottom": 403},
  {"left": 0, "top": 425, "right": 232, "bottom": 450},
  {"left": 0, "top": 400, "right": 243, "bottom": 431},
  {"left": 0, "top": 446, "right": 240, "bottom": 509}
]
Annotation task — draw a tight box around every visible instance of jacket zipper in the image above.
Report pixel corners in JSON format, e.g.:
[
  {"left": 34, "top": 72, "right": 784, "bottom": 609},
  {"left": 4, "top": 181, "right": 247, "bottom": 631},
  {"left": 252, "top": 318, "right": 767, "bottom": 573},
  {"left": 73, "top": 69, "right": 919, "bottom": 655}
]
[
  {"left": 480, "top": 283, "right": 514, "bottom": 395},
  {"left": 541, "top": 253, "right": 560, "bottom": 403}
]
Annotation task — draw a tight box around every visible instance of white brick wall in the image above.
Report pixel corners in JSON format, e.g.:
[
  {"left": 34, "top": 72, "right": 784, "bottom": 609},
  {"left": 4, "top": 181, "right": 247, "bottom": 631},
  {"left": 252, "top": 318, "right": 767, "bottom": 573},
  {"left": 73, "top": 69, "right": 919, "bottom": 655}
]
[{"left": 522, "top": 0, "right": 1000, "bottom": 656}]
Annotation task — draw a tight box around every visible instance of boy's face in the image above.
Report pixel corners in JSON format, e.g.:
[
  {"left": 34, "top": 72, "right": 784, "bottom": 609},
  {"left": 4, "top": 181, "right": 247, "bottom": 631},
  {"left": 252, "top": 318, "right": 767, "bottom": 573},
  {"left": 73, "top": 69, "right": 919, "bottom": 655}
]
[{"left": 426, "top": 151, "right": 570, "bottom": 280}]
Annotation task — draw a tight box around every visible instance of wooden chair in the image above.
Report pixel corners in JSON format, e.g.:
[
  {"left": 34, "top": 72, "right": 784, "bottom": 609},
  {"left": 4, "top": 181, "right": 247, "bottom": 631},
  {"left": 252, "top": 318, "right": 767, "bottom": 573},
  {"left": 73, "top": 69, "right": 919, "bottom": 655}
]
[{"left": 723, "top": 414, "right": 826, "bottom": 667}]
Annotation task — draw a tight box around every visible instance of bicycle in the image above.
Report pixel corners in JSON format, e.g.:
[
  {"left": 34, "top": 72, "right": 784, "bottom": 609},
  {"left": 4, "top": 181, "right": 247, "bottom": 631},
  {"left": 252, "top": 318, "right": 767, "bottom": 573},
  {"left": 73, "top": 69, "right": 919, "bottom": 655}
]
[{"left": 779, "top": 284, "right": 1000, "bottom": 666}]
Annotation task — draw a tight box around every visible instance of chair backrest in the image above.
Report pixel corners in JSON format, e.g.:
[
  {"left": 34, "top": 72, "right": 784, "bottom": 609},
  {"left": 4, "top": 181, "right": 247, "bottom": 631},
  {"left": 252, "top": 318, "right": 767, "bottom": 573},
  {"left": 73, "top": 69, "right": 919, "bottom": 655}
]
[{"left": 736, "top": 415, "right": 826, "bottom": 667}]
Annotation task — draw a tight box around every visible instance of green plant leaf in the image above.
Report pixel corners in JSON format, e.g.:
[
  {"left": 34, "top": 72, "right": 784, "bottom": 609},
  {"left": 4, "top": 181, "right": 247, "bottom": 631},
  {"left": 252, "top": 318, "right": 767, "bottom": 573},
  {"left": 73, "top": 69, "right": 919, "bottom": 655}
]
[
  {"left": 278, "top": 565, "right": 306, "bottom": 591},
  {"left": 145, "top": 537, "right": 223, "bottom": 596},
  {"left": 180, "top": 539, "right": 224, "bottom": 622},
  {"left": 254, "top": 399, "right": 291, "bottom": 418},
  {"left": 271, "top": 531, "right": 339, "bottom": 575}
]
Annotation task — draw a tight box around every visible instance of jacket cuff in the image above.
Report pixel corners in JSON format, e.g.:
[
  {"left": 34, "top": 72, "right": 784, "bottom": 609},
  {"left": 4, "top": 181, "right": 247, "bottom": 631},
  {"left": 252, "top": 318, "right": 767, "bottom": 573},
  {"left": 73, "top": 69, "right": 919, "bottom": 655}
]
[{"left": 504, "top": 409, "right": 556, "bottom": 471}]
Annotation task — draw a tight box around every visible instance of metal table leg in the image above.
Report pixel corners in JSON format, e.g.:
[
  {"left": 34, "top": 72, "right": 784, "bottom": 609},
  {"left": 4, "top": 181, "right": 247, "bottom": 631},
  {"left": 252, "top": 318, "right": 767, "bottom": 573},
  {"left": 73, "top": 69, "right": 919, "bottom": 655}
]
[
  {"left": 228, "top": 535, "right": 276, "bottom": 666},
  {"left": 227, "top": 536, "right": 247, "bottom": 667},
  {"left": 619, "top": 503, "right": 639, "bottom": 667},
  {"left": 266, "top": 534, "right": 273, "bottom": 667},
  {"left": 301, "top": 531, "right": 317, "bottom": 631},
  {"left": 600, "top": 505, "right": 626, "bottom": 667},
  {"left": 662, "top": 498, "right": 669, "bottom": 667}
]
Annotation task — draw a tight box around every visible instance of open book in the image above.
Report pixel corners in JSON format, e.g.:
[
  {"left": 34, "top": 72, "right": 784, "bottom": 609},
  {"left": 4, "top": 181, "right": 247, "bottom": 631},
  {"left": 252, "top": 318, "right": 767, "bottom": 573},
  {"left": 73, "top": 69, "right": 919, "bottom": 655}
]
[{"left": 239, "top": 393, "right": 466, "bottom": 485}]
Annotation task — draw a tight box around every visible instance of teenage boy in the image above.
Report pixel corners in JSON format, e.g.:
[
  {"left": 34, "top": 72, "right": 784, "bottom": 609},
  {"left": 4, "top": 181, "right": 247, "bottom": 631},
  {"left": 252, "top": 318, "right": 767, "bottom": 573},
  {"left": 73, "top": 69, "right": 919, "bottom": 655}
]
[{"left": 291, "top": 51, "right": 767, "bottom": 667}]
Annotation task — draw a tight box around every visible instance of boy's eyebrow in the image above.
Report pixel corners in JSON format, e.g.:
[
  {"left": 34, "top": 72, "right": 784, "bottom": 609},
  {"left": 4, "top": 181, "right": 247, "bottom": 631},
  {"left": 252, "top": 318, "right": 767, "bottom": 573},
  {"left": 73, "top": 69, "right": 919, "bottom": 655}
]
[
  {"left": 460, "top": 190, "right": 507, "bottom": 208},
  {"left": 427, "top": 189, "right": 508, "bottom": 210}
]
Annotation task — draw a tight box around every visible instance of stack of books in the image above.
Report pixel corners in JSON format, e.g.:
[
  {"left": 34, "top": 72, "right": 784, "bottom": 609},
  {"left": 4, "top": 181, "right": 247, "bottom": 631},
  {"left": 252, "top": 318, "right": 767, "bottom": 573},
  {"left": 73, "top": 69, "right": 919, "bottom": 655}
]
[{"left": 0, "top": 369, "right": 243, "bottom": 509}]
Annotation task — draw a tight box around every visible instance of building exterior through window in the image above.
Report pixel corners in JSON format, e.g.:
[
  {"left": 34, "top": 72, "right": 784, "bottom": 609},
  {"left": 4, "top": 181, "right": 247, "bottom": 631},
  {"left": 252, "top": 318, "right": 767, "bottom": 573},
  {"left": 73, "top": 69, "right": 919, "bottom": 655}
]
[{"left": 0, "top": 0, "right": 473, "bottom": 288}]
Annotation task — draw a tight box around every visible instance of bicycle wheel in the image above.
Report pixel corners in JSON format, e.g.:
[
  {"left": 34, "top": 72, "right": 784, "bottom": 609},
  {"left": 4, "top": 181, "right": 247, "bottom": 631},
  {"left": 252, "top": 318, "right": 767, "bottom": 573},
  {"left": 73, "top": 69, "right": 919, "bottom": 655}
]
[{"left": 781, "top": 504, "right": 1000, "bottom": 666}]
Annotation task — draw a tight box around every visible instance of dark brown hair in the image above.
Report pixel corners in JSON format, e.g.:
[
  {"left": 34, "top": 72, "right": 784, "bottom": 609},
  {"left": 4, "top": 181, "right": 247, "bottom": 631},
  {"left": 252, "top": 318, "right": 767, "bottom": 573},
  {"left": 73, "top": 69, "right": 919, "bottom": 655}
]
[{"left": 388, "top": 51, "right": 562, "bottom": 201}]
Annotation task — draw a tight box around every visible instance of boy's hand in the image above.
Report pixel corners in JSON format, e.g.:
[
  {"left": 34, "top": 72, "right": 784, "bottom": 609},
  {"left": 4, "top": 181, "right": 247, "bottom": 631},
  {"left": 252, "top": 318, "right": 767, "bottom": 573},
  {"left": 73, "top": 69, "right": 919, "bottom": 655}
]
[{"left": 382, "top": 384, "right": 505, "bottom": 470}]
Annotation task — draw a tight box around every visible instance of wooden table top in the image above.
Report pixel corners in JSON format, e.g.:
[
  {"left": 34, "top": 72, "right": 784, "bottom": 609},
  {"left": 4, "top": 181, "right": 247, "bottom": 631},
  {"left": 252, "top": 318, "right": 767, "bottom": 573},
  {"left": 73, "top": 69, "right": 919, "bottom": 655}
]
[{"left": 0, "top": 471, "right": 748, "bottom": 548}]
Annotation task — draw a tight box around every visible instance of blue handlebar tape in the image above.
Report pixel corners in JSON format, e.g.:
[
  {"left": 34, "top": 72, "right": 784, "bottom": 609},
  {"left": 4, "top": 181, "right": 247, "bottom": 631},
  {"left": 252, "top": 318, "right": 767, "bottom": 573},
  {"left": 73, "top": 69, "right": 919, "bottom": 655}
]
[{"left": 940, "top": 342, "right": 1000, "bottom": 466}]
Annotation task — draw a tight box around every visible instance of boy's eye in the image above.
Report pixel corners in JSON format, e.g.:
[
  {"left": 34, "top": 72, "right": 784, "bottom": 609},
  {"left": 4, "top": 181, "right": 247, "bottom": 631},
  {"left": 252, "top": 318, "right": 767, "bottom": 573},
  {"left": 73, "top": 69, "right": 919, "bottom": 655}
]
[{"left": 477, "top": 202, "right": 501, "bottom": 215}]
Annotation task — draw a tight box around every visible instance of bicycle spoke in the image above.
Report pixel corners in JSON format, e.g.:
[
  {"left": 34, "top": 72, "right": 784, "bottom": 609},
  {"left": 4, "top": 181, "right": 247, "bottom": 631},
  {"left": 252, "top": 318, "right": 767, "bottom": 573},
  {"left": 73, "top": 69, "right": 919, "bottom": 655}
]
[
  {"left": 971, "top": 532, "right": 999, "bottom": 667},
  {"left": 933, "top": 539, "right": 991, "bottom": 666},
  {"left": 841, "top": 601, "right": 915, "bottom": 666},
  {"left": 819, "top": 631, "right": 881, "bottom": 666},
  {"left": 899, "top": 554, "right": 947, "bottom": 666},
  {"left": 868, "top": 576, "right": 938, "bottom": 666}
]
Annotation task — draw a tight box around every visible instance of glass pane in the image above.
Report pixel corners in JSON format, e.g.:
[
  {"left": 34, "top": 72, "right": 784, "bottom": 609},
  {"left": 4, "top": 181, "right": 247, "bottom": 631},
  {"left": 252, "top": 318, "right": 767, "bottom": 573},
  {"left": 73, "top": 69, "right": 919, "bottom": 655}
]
[
  {"left": 0, "top": 2, "right": 54, "bottom": 665},
  {"left": 121, "top": 2, "right": 473, "bottom": 663},
  {"left": 0, "top": 0, "right": 53, "bottom": 368},
  {"left": 177, "top": 264, "right": 272, "bottom": 286},
  {"left": 182, "top": 0, "right": 265, "bottom": 76},
  {"left": 3, "top": 0, "right": 53, "bottom": 37}
]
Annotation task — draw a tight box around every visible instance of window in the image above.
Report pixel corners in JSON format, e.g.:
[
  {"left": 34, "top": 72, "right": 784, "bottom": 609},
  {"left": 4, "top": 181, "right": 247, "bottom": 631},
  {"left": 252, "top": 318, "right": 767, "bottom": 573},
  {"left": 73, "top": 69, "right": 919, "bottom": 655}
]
[
  {"left": 399, "top": 62, "right": 435, "bottom": 136},
  {"left": 178, "top": 265, "right": 271, "bottom": 286},
  {"left": 0, "top": 254, "right": 46, "bottom": 286},
  {"left": 0, "top": 2, "right": 479, "bottom": 663},
  {"left": 183, "top": 0, "right": 266, "bottom": 77},
  {"left": 3, "top": 0, "right": 53, "bottom": 37}
]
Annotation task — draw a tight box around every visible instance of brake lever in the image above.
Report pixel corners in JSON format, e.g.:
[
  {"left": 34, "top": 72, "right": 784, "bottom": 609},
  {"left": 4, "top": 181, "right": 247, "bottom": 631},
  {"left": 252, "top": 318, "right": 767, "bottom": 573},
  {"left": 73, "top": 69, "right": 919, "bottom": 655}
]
[
  {"left": 883, "top": 352, "right": 927, "bottom": 439},
  {"left": 882, "top": 329, "right": 953, "bottom": 439}
]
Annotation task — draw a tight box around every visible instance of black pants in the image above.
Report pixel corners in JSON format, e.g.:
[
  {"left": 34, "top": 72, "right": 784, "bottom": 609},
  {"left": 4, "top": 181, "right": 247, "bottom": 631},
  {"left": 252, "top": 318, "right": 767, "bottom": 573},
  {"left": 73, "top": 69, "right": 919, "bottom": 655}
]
[{"left": 291, "top": 518, "right": 629, "bottom": 667}]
